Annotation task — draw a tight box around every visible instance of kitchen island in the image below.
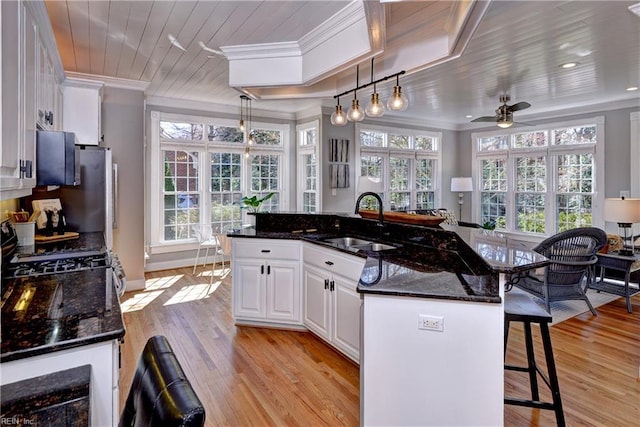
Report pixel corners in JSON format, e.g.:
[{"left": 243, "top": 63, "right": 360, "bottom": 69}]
[
  {"left": 229, "top": 212, "right": 548, "bottom": 426},
  {"left": 0, "top": 232, "right": 126, "bottom": 426}
]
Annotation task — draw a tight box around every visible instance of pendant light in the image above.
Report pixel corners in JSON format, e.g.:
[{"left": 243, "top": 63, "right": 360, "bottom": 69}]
[
  {"left": 346, "top": 65, "right": 365, "bottom": 122},
  {"left": 247, "top": 97, "right": 254, "bottom": 145},
  {"left": 365, "top": 58, "right": 385, "bottom": 117},
  {"left": 239, "top": 95, "right": 246, "bottom": 132},
  {"left": 330, "top": 96, "right": 347, "bottom": 126},
  {"left": 387, "top": 74, "right": 409, "bottom": 111}
]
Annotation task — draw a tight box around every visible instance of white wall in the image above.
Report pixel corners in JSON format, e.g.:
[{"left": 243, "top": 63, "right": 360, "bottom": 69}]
[{"left": 102, "top": 87, "right": 146, "bottom": 288}]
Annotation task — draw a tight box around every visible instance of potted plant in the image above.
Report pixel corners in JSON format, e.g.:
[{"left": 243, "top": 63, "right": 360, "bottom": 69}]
[{"left": 239, "top": 192, "right": 275, "bottom": 213}]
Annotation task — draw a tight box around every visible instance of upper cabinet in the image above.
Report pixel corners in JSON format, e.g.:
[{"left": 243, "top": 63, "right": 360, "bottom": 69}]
[
  {"left": 1, "top": 1, "right": 64, "bottom": 200},
  {"left": 63, "top": 78, "right": 103, "bottom": 146}
]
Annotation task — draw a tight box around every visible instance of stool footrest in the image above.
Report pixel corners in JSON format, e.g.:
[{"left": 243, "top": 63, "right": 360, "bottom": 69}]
[{"left": 504, "top": 397, "right": 556, "bottom": 411}]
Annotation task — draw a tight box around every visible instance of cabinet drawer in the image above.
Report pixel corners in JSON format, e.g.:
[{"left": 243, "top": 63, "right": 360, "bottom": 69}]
[
  {"left": 234, "top": 239, "right": 300, "bottom": 260},
  {"left": 303, "top": 243, "right": 365, "bottom": 282}
]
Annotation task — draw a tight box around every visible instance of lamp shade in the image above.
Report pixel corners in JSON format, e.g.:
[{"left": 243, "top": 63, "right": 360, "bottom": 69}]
[
  {"left": 358, "top": 176, "right": 383, "bottom": 193},
  {"left": 451, "top": 177, "right": 473, "bottom": 192},
  {"left": 604, "top": 198, "right": 640, "bottom": 224}
]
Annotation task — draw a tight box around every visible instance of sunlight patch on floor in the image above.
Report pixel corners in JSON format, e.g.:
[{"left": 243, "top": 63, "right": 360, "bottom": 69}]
[
  {"left": 164, "top": 281, "right": 222, "bottom": 305},
  {"left": 145, "top": 274, "right": 184, "bottom": 290},
  {"left": 121, "top": 290, "right": 164, "bottom": 312}
]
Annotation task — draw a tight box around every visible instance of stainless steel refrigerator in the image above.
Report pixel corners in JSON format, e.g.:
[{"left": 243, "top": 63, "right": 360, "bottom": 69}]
[{"left": 58, "top": 146, "right": 117, "bottom": 249}]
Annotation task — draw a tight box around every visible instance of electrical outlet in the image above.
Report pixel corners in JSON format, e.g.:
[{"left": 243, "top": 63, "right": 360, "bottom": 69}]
[
  {"left": 620, "top": 190, "right": 630, "bottom": 199},
  {"left": 418, "top": 314, "right": 444, "bottom": 332}
]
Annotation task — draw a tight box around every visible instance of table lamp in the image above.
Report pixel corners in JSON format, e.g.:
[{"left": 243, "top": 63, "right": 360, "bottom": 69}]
[
  {"left": 604, "top": 197, "right": 640, "bottom": 256},
  {"left": 451, "top": 177, "right": 473, "bottom": 220}
]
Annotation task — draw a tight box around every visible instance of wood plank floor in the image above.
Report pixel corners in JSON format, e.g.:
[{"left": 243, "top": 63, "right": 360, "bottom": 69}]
[{"left": 119, "top": 265, "right": 640, "bottom": 426}]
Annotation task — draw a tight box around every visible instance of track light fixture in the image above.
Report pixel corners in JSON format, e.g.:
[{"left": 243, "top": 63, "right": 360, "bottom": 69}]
[{"left": 331, "top": 59, "right": 407, "bottom": 125}]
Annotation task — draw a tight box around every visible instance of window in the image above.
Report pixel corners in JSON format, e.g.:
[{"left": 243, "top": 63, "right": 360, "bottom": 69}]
[
  {"left": 296, "top": 120, "right": 321, "bottom": 212},
  {"left": 472, "top": 117, "right": 604, "bottom": 236},
  {"left": 356, "top": 125, "right": 441, "bottom": 211},
  {"left": 149, "top": 112, "right": 289, "bottom": 251}
]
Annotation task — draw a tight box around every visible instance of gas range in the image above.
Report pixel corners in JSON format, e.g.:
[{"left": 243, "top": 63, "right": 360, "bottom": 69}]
[{"left": 2, "top": 227, "right": 125, "bottom": 296}]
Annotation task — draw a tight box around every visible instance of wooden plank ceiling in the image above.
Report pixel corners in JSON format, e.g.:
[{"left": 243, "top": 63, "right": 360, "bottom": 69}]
[{"left": 45, "top": 0, "right": 640, "bottom": 127}]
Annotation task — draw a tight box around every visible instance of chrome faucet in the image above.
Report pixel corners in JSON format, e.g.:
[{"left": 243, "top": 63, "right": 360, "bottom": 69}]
[{"left": 355, "top": 192, "right": 384, "bottom": 227}]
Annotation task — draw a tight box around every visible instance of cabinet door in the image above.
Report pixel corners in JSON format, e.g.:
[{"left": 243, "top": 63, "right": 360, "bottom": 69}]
[
  {"left": 303, "top": 264, "right": 331, "bottom": 340},
  {"left": 266, "top": 260, "right": 300, "bottom": 323},
  {"left": 1, "top": 0, "right": 22, "bottom": 188},
  {"left": 332, "top": 275, "right": 362, "bottom": 361},
  {"left": 21, "top": 4, "right": 37, "bottom": 188},
  {"left": 233, "top": 260, "right": 266, "bottom": 319}
]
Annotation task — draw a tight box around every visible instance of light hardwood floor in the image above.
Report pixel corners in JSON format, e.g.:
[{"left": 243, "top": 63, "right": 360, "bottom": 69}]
[{"left": 119, "top": 265, "right": 640, "bottom": 426}]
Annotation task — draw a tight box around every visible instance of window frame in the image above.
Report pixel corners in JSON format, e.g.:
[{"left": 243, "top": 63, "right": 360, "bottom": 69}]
[
  {"left": 296, "top": 119, "right": 321, "bottom": 213},
  {"left": 149, "top": 111, "right": 289, "bottom": 254},
  {"left": 471, "top": 116, "right": 604, "bottom": 238},
  {"left": 355, "top": 124, "right": 442, "bottom": 211}
]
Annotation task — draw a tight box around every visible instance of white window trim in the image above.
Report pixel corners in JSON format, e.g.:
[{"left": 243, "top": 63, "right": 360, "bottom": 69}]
[
  {"left": 471, "top": 116, "right": 605, "bottom": 239},
  {"left": 148, "top": 110, "right": 289, "bottom": 253},
  {"left": 296, "top": 119, "right": 321, "bottom": 212},
  {"left": 355, "top": 123, "right": 442, "bottom": 210}
]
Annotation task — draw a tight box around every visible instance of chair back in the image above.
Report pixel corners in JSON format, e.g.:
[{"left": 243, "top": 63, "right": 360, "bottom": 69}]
[
  {"left": 119, "top": 335, "right": 205, "bottom": 427},
  {"left": 192, "top": 224, "right": 212, "bottom": 244},
  {"left": 534, "top": 227, "right": 607, "bottom": 286},
  {"left": 217, "top": 233, "right": 232, "bottom": 255}
]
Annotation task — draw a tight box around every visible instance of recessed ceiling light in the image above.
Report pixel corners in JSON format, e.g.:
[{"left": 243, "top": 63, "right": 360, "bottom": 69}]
[
  {"left": 560, "top": 62, "right": 578, "bottom": 69},
  {"left": 627, "top": 86, "right": 639, "bottom": 92},
  {"left": 465, "top": 115, "right": 473, "bottom": 118}
]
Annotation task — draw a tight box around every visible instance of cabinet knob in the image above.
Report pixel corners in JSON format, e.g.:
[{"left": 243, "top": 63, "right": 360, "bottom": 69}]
[
  {"left": 330, "top": 280, "right": 335, "bottom": 292},
  {"left": 261, "top": 265, "right": 264, "bottom": 274},
  {"left": 325, "top": 261, "right": 334, "bottom": 266},
  {"left": 261, "top": 249, "right": 271, "bottom": 253},
  {"left": 324, "top": 279, "right": 329, "bottom": 289}
]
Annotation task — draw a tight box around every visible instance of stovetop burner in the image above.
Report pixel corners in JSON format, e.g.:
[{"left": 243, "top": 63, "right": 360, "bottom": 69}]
[{"left": 5, "top": 253, "right": 109, "bottom": 278}]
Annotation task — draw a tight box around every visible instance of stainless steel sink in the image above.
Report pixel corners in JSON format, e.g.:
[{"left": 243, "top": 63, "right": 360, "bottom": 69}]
[
  {"left": 322, "top": 237, "right": 373, "bottom": 247},
  {"left": 351, "top": 243, "right": 397, "bottom": 252},
  {"left": 321, "top": 236, "right": 397, "bottom": 252}
]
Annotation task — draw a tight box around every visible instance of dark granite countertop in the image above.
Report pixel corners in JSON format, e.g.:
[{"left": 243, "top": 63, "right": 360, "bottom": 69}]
[
  {"left": 12, "top": 231, "right": 106, "bottom": 260},
  {"left": 1, "top": 364, "right": 91, "bottom": 424},
  {"left": 1, "top": 261, "right": 125, "bottom": 363}
]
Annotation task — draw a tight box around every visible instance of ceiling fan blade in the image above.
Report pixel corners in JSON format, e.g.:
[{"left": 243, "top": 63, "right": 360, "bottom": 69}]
[
  {"left": 471, "top": 116, "right": 498, "bottom": 123},
  {"left": 509, "top": 101, "right": 531, "bottom": 112}
]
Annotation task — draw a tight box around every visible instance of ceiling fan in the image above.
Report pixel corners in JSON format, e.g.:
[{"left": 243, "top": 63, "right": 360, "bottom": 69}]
[{"left": 471, "top": 95, "right": 531, "bottom": 128}]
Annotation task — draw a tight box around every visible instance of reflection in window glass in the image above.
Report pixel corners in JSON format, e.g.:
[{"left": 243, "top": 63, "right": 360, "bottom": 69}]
[
  {"left": 253, "top": 129, "right": 282, "bottom": 145},
  {"left": 478, "top": 135, "right": 508, "bottom": 151},
  {"left": 415, "top": 136, "right": 435, "bottom": 151},
  {"left": 512, "top": 131, "right": 547, "bottom": 148},
  {"left": 160, "top": 121, "right": 203, "bottom": 141},
  {"left": 300, "top": 128, "right": 317, "bottom": 146},
  {"left": 553, "top": 126, "right": 596, "bottom": 145},
  {"left": 360, "top": 131, "right": 385, "bottom": 147},
  {"left": 209, "top": 152, "right": 242, "bottom": 232},
  {"left": 207, "top": 125, "right": 243, "bottom": 143},
  {"left": 163, "top": 150, "right": 199, "bottom": 241},
  {"left": 389, "top": 134, "right": 409, "bottom": 148},
  {"left": 516, "top": 193, "right": 546, "bottom": 233}
]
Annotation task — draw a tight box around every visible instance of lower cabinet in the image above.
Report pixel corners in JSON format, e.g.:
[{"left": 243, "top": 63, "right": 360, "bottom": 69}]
[
  {"left": 232, "top": 239, "right": 302, "bottom": 327},
  {"left": 303, "top": 244, "right": 366, "bottom": 363}
]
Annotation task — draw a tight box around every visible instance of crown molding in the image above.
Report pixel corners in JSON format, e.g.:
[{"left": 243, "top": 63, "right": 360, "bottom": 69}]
[
  {"left": 145, "top": 96, "right": 296, "bottom": 121},
  {"left": 65, "top": 72, "right": 149, "bottom": 92},
  {"left": 299, "top": 0, "right": 368, "bottom": 54},
  {"left": 221, "top": 41, "right": 301, "bottom": 60}
]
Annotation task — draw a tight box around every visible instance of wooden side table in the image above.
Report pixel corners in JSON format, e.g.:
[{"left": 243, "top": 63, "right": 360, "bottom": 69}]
[{"left": 589, "top": 252, "right": 640, "bottom": 313}]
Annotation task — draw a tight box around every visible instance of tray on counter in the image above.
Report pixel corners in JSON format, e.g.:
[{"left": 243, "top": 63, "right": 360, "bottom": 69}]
[
  {"left": 358, "top": 210, "right": 446, "bottom": 226},
  {"left": 35, "top": 232, "right": 80, "bottom": 244}
]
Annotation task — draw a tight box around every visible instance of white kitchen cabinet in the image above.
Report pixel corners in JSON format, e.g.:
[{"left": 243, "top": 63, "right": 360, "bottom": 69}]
[
  {"left": 303, "top": 244, "right": 365, "bottom": 362},
  {"left": 37, "top": 40, "right": 59, "bottom": 131},
  {"left": 232, "top": 239, "right": 302, "bottom": 327},
  {"left": 0, "top": 339, "right": 122, "bottom": 427},
  {"left": 1, "top": 1, "right": 37, "bottom": 199},
  {"left": 63, "top": 78, "right": 104, "bottom": 145}
]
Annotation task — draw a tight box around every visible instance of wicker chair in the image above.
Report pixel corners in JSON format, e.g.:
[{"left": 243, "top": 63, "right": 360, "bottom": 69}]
[{"left": 511, "top": 227, "right": 607, "bottom": 315}]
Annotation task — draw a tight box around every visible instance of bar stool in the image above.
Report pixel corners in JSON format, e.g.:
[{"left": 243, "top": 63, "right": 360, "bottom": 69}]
[{"left": 504, "top": 292, "right": 565, "bottom": 427}]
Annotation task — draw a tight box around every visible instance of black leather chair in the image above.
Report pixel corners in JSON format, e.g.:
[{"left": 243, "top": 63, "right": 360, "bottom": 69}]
[{"left": 119, "top": 335, "right": 206, "bottom": 427}]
